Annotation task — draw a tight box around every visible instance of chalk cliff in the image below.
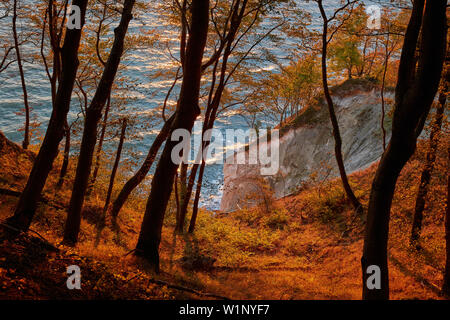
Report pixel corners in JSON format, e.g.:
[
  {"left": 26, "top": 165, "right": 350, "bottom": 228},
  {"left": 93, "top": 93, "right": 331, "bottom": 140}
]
[{"left": 220, "top": 79, "right": 393, "bottom": 212}]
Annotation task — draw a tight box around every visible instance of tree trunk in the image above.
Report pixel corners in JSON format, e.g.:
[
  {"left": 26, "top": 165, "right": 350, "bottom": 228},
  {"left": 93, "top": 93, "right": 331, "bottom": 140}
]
[
  {"left": 175, "top": 162, "right": 188, "bottom": 233},
  {"left": 89, "top": 1, "right": 108, "bottom": 196},
  {"left": 12, "top": 0, "right": 30, "bottom": 150},
  {"left": 63, "top": 0, "right": 136, "bottom": 245},
  {"left": 88, "top": 94, "right": 112, "bottom": 196},
  {"left": 188, "top": 159, "right": 206, "bottom": 233},
  {"left": 110, "top": 114, "right": 175, "bottom": 221},
  {"left": 177, "top": 100, "right": 220, "bottom": 233},
  {"left": 410, "top": 68, "right": 447, "bottom": 246},
  {"left": 317, "top": 0, "right": 363, "bottom": 215},
  {"left": 177, "top": 0, "right": 246, "bottom": 228},
  {"left": 380, "top": 33, "right": 391, "bottom": 152},
  {"left": 101, "top": 118, "right": 127, "bottom": 224},
  {"left": 47, "top": 0, "right": 63, "bottom": 104},
  {"left": 361, "top": 0, "right": 447, "bottom": 300},
  {"left": 179, "top": 163, "right": 200, "bottom": 231},
  {"left": 134, "top": 0, "right": 209, "bottom": 272},
  {"left": 6, "top": 0, "right": 89, "bottom": 232},
  {"left": 57, "top": 120, "right": 71, "bottom": 188}
]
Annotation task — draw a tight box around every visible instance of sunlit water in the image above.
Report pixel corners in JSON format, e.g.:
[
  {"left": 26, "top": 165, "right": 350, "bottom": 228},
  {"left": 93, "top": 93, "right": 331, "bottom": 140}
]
[{"left": 0, "top": 0, "right": 395, "bottom": 210}]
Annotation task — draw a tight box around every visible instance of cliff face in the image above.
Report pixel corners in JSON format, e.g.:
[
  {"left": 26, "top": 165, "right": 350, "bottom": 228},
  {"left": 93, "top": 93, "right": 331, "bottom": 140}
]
[{"left": 220, "top": 80, "right": 393, "bottom": 212}]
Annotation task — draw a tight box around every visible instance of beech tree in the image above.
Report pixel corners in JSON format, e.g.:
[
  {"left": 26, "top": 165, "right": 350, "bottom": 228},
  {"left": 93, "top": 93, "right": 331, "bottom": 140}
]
[
  {"left": 134, "top": 0, "right": 210, "bottom": 272},
  {"left": 410, "top": 58, "right": 448, "bottom": 247},
  {"left": 361, "top": 0, "right": 447, "bottom": 300},
  {"left": 63, "top": 0, "right": 136, "bottom": 245},
  {"left": 6, "top": 0, "right": 89, "bottom": 232},
  {"left": 177, "top": 0, "right": 253, "bottom": 234},
  {"left": 39, "top": 1, "right": 71, "bottom": 185},
  {"left": 12, "top": 0, "right": 30, "bottom": 149},
  {"left": 87, "top": 0, "right": 116, "bottom": 195},
  {"left": 242, "top": 53, "right": 321, "bottom": 128},
  {"left": 56, "top": 120, "right": 73, "bottom": 188},
  {"left": 110, "top": 113, "right": 175, "bottom": 222},
  {"left": 316, "top": 0, "right": 363, "bottom": 214},
  {"left": 178, "top": 0, "right": 288, "bottom": 233},
  {"left": 96, "top": 117, "right": 128, "bottom": 244}
]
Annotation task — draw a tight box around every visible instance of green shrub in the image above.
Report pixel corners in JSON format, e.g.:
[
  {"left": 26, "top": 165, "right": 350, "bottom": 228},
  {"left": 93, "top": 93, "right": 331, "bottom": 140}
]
[{"left": 263, "top": 209, "right": 290, "bottom": 230}]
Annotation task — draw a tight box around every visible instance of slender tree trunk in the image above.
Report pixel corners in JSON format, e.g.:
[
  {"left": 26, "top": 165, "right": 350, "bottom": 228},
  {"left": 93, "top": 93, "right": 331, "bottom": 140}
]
[
  {"left": 110, "top": 114, "right": 174, "bottom": 220},
  {"left": 88, "top": 0, "right": 108, "bottom": 197},
  {"left": 410, "top": 72, "right": 447, "bottom": 246},
  {"left": 134, "top": 0, "right": 209, "bottom": 272},
  {"left": 6, "top": 0, "right": 89, "bottom": 232},
  {"left": 179, "top": 0, "right": 253, "bottom": 230},
  {"left": 188, "top": 159, "right": 206, "bottom": 233},
  {"left": 57, "top": 120, "right": 71, "bottom": 188},
  {"left": 177, "top": 0, "right": 246, "bottom": 226},
  {"left": 63, "top": 0, "right": 136, "bottom": 245},
  {"left": 175, "top": 162, "right": 188, "bottom": 232},
  {"left": 380, "top": 33, "right": 390, "bottom": 152},
  {"left": 12, "top": 0, "right": 30, "bottom": 150},
  {"left": 361, "top": 0, "right": 447, "bottom": 300},
  {"left": 101, "top": 118, "right": 127, "bottom": 223},
  {"left": 88, "top": 94, "right": 111, "bottom": 195},
  {"left": 179, "top": 163, "right": 200, "bottom": 231},
  {"left": 366, "top": 38, "right": 378, "bottom": 77},
  {"left": 317, "top": 0, "right": 362, "bottom": 214},
  {"left": 47, "top": 0, "right": 62, "bottom": 104},
  {"left": 177, "top": 91, "right": 221, "bottom": 233},
  {"left": 177, "top": 102, "right": 219, "bottom": 232}
]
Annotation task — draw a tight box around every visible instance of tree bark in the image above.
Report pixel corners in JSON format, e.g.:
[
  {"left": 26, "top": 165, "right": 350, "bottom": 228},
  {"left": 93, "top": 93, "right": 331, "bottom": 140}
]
[
  {"left": 134, "top": 0, "right": 209, "bottom": 272},
  {"left": 63, "top": 0, "right": 136, "bottom": 245},
  {"left": 175, "top": 162, "right": 188, "bottom": 233},
  {"left": 177, "top": 91, "right": 220, "bottom": 232},
  {"left": 410, "top": 65, "right": 448, "bottom": 246},
  {"left": 110, "top": 114, "right": 175, "bottom": 221},
  {"left": 46, "top": 0, "right": 63, "bottom": 104},
  {"left": 6, "top": 0, "right": 89, "bottom": 232},
  {"left": 87, "top": 1, "right": 109, "bottom": 197},
  {"left": 317, "top": 0, "right": 363, "bottom": 215},
  {"left": 12, "top": 0, "right": 30, "bottom": 150},
  {"left": 57, "top": 120, "right": 71, "bottom": 188},
  {"left": 380, "top": 32, "right": 391, "bottom": 152},
  {"left": 177, "top": 0, "right": 248, "bottom": 229},
  {"left": 188, "top": 159, "right": 206, "bottom": 233},
  {"left": 101, "top": 118, "right": 127, "bottom": 224},
  {"left": 361, "top": 0, "right": 447, "bottom": 300},
  {"left": 88, "top": 94, "right": 112, "bottom": 196}
]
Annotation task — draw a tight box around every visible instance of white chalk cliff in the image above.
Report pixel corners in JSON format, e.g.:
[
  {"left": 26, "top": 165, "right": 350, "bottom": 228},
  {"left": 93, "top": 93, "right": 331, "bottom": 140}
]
[{"left": 220, "top": 79, "right": 393, "bottom": 212}]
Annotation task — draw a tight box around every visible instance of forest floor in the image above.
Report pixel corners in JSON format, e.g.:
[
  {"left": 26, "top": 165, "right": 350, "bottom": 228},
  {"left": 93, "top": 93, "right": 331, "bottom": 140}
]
[{"left": 0, "top": 132, "right": 448, "bottom": 300}]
